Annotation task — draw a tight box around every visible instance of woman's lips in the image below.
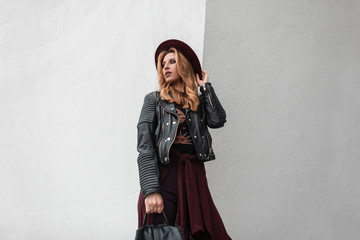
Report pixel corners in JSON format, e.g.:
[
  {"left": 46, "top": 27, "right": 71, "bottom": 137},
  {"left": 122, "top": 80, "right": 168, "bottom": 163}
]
[{"left": 165, "top": 72, "right": 171, "bottom": 77}]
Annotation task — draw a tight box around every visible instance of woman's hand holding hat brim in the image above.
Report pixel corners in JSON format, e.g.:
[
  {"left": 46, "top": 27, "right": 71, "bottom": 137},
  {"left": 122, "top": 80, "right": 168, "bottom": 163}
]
[{"left": 196, "top": 71, "right": 208, "bottom": 87}]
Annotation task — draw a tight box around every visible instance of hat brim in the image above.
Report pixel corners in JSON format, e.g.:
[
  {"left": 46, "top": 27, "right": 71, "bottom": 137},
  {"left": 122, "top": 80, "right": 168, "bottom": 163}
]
[{"left": 154, "top": 39, "right": 202, "bottom": 78}]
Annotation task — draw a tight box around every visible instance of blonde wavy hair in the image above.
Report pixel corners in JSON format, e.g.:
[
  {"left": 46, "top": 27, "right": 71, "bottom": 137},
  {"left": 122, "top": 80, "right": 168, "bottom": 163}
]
[{"left": 157, "top": 47, "right": 199, "bottom": 111}]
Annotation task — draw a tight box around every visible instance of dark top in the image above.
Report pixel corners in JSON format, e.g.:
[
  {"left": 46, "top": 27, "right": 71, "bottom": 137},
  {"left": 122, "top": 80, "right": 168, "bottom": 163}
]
[{"left": 171, "top": 103, "right": 197, "bottom": 155}]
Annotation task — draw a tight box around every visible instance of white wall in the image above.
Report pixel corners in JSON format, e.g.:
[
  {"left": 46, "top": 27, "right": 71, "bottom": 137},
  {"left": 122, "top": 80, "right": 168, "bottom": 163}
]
[
  {"left": 0, "top": 1, "right": 206, "bottom": 239},
  {"left": 204, "top": 0, "right": 360, "bottom": 239}
]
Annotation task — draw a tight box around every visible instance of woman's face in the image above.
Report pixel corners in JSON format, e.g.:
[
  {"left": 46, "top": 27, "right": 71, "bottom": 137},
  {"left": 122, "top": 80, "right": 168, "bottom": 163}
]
[{"left": 162, "top": 52, "right": 181, "bottom": 84}]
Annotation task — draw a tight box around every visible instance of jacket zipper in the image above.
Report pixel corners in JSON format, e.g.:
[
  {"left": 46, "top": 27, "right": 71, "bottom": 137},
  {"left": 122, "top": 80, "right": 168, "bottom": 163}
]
[
  {"left": 200, "top": 102, "right": 212, "bottom": 160},
  {"left": 207, "top": 93, "right": 214, "bottom": 108},
  {"left": 205, "top": 128, "right": 212, "bottom": 159},
  {"left": 162, "top": 107, "right": 179, "bottom": 162},
  {"left": 158, "top": 108, "right": 165, "bottom": 161}
]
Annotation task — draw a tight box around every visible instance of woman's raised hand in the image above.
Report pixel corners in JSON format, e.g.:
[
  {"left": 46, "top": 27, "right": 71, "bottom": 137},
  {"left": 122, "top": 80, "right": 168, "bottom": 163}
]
[
  {"left": 196, "top": 70, "right": 209, "bottom": 87},
  {"left": 144, "top": 192, "right": 164, "bottom": 214}
]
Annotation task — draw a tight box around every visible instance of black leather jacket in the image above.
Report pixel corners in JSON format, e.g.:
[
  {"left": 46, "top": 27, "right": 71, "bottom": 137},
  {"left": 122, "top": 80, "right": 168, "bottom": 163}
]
[{"left": 137, "top": 82, "right": 226, "bottom": 198}]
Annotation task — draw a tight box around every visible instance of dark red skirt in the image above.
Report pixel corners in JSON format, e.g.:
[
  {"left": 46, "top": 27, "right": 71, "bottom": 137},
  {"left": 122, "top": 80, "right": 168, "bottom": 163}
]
[{"left": 138, "top": 148, "right": 231, "bottom": 240}]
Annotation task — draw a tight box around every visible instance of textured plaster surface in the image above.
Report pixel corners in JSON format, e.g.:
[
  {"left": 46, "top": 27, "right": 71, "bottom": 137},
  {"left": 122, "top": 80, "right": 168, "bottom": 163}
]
[
  {"left": 0, "top": 1, "right": 205, "bottom": 239},
  {"left": 203, "top": 0, "right": 360, "bottom": 239}
]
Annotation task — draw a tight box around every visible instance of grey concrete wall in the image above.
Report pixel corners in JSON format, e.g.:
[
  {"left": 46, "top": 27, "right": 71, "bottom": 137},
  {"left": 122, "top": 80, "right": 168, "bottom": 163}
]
[
  {"left": 0, "top": 1, "right": 205, "bottom": 239},
  {"left": 203, "top": 0, "right": 360, "bottom": 239}
]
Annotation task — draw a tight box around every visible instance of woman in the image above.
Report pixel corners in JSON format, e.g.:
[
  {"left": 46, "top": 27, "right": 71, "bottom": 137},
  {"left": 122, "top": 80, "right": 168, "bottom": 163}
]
[{"left": 136, "top": 39, "right": 231, "bottom": 240}]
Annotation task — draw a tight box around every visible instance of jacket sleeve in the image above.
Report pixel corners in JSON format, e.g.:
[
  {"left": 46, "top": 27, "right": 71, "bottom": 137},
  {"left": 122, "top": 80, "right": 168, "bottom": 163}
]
[
  {"left": 200, "top": 82, "right": 227, "bottom": 128},
  {"left": 137, "top": 92, "right": 161, "bottom": 198}
]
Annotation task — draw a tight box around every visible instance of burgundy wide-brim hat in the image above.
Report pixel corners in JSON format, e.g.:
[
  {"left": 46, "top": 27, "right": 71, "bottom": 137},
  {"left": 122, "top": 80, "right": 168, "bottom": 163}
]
[{"left": 154, "top": 39, "right": 202, "bottom": 78}]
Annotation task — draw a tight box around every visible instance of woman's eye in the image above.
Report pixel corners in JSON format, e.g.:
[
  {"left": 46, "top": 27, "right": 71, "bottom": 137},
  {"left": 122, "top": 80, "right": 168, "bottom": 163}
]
[{"left": 171, "top": 60, "right": 176, "bottom": 64}]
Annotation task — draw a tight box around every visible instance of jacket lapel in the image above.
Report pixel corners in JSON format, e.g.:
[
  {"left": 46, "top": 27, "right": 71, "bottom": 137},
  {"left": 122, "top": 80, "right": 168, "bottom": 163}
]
[
  {"left": 157, "top": 92, "right": 193, "bottom": 116},
  {"left": 158, "top": 97, "right": 177, "bottom": 115}
]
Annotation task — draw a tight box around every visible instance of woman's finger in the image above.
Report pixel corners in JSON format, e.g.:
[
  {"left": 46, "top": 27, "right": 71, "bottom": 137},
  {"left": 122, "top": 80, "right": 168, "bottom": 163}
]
[
  {"left": 158, "top": 205, "right": 164, "bottom": 213},
  {"left": 196, "top": 73, "right": 200, "bottom": 81},
  {"left": 145, "top": 203, "right": 151, "bottom": 214},
  {"left": 157, "top": 202, "right": 164, "bottom": 213}
]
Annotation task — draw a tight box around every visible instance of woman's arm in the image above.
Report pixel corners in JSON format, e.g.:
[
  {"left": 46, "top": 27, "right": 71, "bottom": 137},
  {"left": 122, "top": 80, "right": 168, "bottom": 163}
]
[
  {"left": 137, "top": 92, "right": 164, "bottom": 213},
  {"left": 197, "top": 72, "right": 227, "bottom": 128},
  {"left": 137, "top": 92, "right": 161, "bottom": 198}
]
